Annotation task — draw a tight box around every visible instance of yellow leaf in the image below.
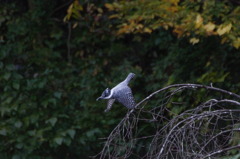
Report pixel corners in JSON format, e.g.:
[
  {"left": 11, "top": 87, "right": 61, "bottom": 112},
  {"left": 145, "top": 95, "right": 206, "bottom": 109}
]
[
  {"left": 190, "top": 37, "right": 200, "bottom": 44},
  {"left": 204, "top": 22, "right": 215, "bottom": 32},
  {"left": 173, "top": 26, "right": 184, "bottom": 37},
  {"left": 109, "top": 14, "right": 120, "bottom": 19},
  {"left": 68, "top": 4, "right": 73, "bottom": 15},
  {"left": 163, "top": 25, "right": 168, "bottom": 30},
  {"left": 72, "top": 22, "right": 78, "bottom": 29},
  {"left": 206, "top": 61, "right": 211, "bottom": 67},
  {"left": 105, "top": 3, "right": 114, "bottom": 11},
  {"left": 164, "top": 0, "right": 179, "bottom": 5},
  {"left": 97, "top": 8, "right": 103, "bottom": 13},
  {"left": 221, "top": 37, "right": 228, "bottom": 44},
  {"left": 73, "top": 0, "right": 83, "bottom": 11},
  {"left": 217, "top": 23, "right": 232, "bottom": 36},
  {"left": 112, "top": 2, "right": 122, "bottom": 9},
  {"left": 64, "top": 1, "right": 83, "bottom": 22},
  {"left": 64, "top": 4, "right": 73, "bottom": 22},
  {"left": 143, "top": 28, "right": 152, "bottom": 33},
  {"left": 136, "top": 24, "right": 143, "bottom": 29},
  {"left": 195, "top": 14, "right": 203, "bottom": 29},
  {"left": 167, "top": 6, "right": 178, "bottom": 12},
  {"left": 233, "top": 37, "right": 240, "bottom": 49},
  {"left": 171, "top": 0, "right": 180, "bottom": 5}
]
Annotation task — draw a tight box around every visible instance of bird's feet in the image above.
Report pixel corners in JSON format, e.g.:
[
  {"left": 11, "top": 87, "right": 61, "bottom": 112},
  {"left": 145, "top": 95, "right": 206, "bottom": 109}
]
[{"left": 104, "top": 109, "right": 110, "bottom": 113}]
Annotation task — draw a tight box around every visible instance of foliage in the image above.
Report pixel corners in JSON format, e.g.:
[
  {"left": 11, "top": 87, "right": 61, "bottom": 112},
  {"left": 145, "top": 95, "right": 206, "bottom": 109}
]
[
  {"left": 0, "top": 0, "right": 239, "bottom": 158},
  {"left": 102, "top": 0, "right": 240, "bottom": 48}
]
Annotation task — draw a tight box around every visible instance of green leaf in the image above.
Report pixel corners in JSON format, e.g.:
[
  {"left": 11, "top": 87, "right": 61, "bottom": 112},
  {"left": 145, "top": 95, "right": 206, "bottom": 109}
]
[
  {"left": 13, "top": 82, "right": 20, "bottom": 90},
  {"left": 46, "top": 117, "right": 57, "bottom": 126},
  {"left": 12, "top": 155, "right": 21, "bottom": 159},
  {"left": 38, "top": 79, "right": 47, "bottom": 88},
  {"left": 5, "top": 97, "right": 13, "bottom": 104},
  {"left": 6, "top": 64, "right": 15, "bottom": 70},
  {"left": 48, "top": 98, "right": 57, "bottom": 106},
  {"left": 0, "top": 62, "right": 3, "bottom": 69},
  {"left": 15, "top": 143, "right": 23, "bottom": 149},
  {"left": 86, "top": 128, "right": 101, "bottom": 138},
  {"left": 54, "top": 92, "right": 62, "bottom": 99},
  {"left": 14, "top": 121, "right": 22, "bottom": 128},
  {"left": 0, "top": 128, "right": 7, "bottom": 136},
  {"left": 3, "top": 72, "right": 11, "bottom": 80},
  {"left": 27, "top": 130, "right": 36, "bottom": 136},
  {"left": 67, "top": 129, "right": 76, "bottom": 139},
  {"left": 64, "top": 137, "right": 71, "bottom": 146},
  {"left": 54, "top": 137, "right": 63, "bottom": 145},
  {"left": 50, "top": 30, "right": 63, "bottom": 40}
]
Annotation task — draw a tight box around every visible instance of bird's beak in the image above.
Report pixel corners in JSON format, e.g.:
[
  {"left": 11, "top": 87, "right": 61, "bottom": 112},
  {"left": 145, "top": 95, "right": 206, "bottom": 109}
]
[{"left": 96, "top": 97, "right": 102, "bottom": 101}]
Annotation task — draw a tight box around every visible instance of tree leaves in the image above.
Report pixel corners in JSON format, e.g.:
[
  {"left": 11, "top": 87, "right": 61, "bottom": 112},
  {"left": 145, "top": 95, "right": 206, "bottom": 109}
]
[
  {"left": 67, "top": 129, "right": 76, "bottom": 139},
  {"left": 53, "top": 92, "right": 62, "bottom": 99},
  {"left": 1, "top": 0, "right": 240, "bottom": 158},
  {"left": 232, "top": 37, "right": 240, "bottom": 49},
  {"left": 64, "top": 0, "right": 83, "bottom": 22},
  {"left": 195, "top": 14, "right": 203, "bottom": 29},
  {"left": 14, "top": 121, "right": 22, "bottom": 128},
  {"left": 46, "top": 117, "right": 58, "bottom": 127},
  {"left": 12, "top": 82, "right": 20, "bottom": 90},
  {"left": 217, "top": 23, "right": 232, "bottom": 36},
  {"left": 54, "top": 137, "right": 63, "bottom": 145},
  {"left": 3, "top": 72, "right": 11, "bottom": 80},
  {"left": 0, "top": 129, "right": 7, "bottom": 136},
  {"left": 204, "top": 22, "right": 215, "bottom": 33},
  {"left": 105, "top": 3, "right": 115, "bottom": 11},
  {"left": 190, "top": 37, "right": 200, "bottom": 45},
  {"left": 100, "top": 0, "right": 240, "bottom": 49}
]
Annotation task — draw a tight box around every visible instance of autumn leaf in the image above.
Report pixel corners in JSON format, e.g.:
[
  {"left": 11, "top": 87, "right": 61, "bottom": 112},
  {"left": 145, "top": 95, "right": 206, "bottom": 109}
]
[
  {"left": 73, "top": 0, "right": 83, "bottom": 11},
  {"left": 233, "top": 37, "right": 240, "bottom": 49},
  {"left": 167, "top": 6, "right": 178, "bottom": 12},
  {"left": 221, "top": 37, "right": 228, "bottom": 44},
  {"left": 64, "top": 0, "right": 83, "bottom": 22},
  {"left": 105, "top": 3, "right": 114, "bottom": 11},
  {"left": 109, "top": 14, "right": 120, "bottom": 19},
  {"left": 136, "top": 24, "right": 143, "bottom": 29},
  {"left": 143, "top": 27, "right": 152, "bottom": 33},
  {"left": 164, "top": 0, "right": 179, "bottom": 6},
  {"left": 72, "top": 22, "right": 78, "bottom": 28},
  {"left": 190, "top": 37, "right": 200, "bottom": 44},
  {"left": 173, "top": 26, "right": 184, "bottom": 37},
  {"left": 217, "top": 24, "right": 232, "bottom": 36},
  {"left": 195, "top": 14, "right": 203, "bottom": 29},
  {"left": 97, "top": 8, "right": 103, "bottom": 13},
  {"left": 64, "top": 4, "right": 73, "bottom": 22},
  {"left": 204, "top": 22, "right": 215, "bottom": 32}
]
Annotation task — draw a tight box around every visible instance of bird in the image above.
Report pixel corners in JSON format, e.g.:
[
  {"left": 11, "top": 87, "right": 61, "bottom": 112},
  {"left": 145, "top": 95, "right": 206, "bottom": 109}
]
[{"left": 96, "top": 73, "right": 136, "bottom": 112}]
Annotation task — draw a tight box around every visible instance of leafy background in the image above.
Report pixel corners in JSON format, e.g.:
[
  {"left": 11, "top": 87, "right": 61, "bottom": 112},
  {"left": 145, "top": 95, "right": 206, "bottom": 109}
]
[{"left": 0, "top": 0, "right": 239, "bottom": 158}]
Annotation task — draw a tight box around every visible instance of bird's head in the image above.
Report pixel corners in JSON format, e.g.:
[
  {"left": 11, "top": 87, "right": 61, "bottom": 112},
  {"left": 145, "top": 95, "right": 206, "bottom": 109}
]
[{"left": 96, "top": 88, "right": 111, "bottom": 101}]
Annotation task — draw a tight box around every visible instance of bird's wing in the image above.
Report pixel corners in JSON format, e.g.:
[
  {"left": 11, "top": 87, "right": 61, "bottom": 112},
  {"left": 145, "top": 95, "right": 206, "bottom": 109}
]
[
  {"left": 104, "top": 99, "right": 116, "bottom": 112},
  {"left": 117, "top": 87, "right": 136, "bottom": 109}
]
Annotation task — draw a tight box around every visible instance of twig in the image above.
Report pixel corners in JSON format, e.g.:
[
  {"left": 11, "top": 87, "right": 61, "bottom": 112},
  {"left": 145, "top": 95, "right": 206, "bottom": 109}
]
[
  {"left": 95, "top": 84, "right": 240, "bottom": 159},
  {"left": 202, "top": 144, "right": 240, "bottom": 159},
  {"left": 136, "top": 84, "right": 240, "bottom": 107}
]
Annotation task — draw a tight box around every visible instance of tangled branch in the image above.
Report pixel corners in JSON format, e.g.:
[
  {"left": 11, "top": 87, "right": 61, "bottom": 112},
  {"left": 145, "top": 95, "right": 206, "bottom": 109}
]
[{"left": 94, "top": 84, "right": 240, "bottom": 159}]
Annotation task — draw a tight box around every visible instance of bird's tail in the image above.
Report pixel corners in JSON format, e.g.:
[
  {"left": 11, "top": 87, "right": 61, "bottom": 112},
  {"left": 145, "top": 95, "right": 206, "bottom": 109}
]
[{"left": 124, "top": 72, "right": 135, "bottom": 84}]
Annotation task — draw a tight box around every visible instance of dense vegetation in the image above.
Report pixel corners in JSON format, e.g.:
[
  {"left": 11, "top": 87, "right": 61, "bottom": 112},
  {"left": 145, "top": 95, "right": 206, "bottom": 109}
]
[{"left": 0, "top": 0, "right": 239, "bottom": 158}]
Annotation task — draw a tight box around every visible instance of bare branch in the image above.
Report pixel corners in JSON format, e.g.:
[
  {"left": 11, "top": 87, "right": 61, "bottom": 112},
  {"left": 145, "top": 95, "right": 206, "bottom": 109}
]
[
  {"left": 202, "top": 144, "right": 240, "bottom": 159},
  {"left": 95, "top": 84, "right": 240, "bottom": 159},
  {"left": 136, "top": 84, "right": 240, "bottom": 107}
]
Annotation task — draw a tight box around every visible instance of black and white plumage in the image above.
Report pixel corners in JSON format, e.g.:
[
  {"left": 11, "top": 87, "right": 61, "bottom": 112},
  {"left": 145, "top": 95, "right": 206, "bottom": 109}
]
[{"left": 96, "top": 73, "right": 136, "bottom": 112}]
